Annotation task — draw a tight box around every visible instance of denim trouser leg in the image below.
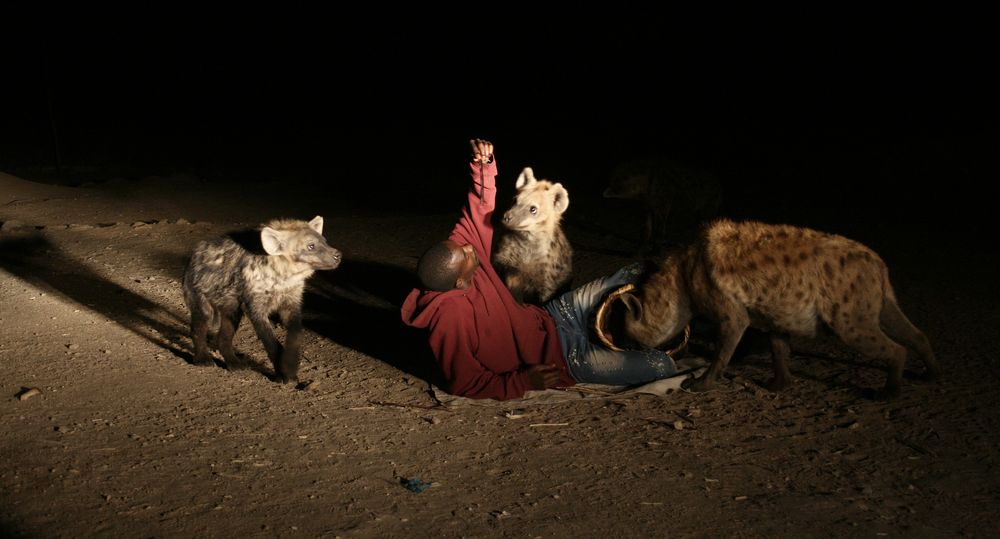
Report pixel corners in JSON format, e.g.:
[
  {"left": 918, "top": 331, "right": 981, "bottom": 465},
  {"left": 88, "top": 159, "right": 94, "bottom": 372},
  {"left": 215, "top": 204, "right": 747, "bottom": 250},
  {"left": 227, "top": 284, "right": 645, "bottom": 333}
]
[{"left": 544, "top": 263, "right": 677, "bottom": 385}]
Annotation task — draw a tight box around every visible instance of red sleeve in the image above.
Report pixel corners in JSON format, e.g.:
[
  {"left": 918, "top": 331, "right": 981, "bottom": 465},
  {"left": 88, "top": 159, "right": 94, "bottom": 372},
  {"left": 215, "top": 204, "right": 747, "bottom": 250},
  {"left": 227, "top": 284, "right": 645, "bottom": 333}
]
[
  {"left": 449, "top": 159, "right": 498, "bottom": 257},
  {"left": 428, "top": 303, "right": 531, "bottom": 400}
]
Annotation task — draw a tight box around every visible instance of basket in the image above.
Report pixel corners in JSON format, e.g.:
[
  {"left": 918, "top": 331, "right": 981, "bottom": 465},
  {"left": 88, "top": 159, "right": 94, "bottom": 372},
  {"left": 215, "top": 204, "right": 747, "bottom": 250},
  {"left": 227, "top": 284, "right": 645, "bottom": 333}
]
[{"left": 593, "top": 283, "right": 691, "bottom": 356}]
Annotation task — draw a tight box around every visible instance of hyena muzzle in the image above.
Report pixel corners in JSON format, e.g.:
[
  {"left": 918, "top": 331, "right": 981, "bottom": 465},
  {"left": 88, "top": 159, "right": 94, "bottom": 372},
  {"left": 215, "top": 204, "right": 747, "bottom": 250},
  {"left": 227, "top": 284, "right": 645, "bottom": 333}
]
[{"left": 182, "top": 215, "right": 341, "bottom": 383}]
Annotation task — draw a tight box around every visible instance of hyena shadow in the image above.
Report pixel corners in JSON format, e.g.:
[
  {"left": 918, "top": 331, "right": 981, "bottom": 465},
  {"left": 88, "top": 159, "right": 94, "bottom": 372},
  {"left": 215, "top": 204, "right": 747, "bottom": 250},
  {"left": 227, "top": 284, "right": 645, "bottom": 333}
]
[
  {"left": 304, "top": 259, "right": 444, "bottom": 387},
  {"left": 0, "top": 234, "right": 191, "bottom": 361}
]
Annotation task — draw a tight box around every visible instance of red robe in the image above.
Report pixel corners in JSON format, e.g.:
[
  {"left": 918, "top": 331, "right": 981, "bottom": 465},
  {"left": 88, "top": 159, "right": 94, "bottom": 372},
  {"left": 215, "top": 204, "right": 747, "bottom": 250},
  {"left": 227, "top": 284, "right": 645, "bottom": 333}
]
[{"left": 400, "top": 159, "right": 574, "bottom": 400}]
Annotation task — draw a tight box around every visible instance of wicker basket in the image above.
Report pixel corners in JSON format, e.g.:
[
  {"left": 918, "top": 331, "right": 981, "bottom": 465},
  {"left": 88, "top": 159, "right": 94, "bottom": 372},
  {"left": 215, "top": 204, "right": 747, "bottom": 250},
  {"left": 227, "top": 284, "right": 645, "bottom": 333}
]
[{"left": 593, "top": 283, "right": 691, "bottom": 356}]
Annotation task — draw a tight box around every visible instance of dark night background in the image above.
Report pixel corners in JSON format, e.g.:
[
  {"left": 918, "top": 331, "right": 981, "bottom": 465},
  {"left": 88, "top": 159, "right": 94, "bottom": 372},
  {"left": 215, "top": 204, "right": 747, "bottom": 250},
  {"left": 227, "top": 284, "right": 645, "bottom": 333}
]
[
  {"left": 2, "top": 11, "right": 996, "bottom": 240},
  {"left": 3, "top": 12, "right": 1000, "bottom": 536}
]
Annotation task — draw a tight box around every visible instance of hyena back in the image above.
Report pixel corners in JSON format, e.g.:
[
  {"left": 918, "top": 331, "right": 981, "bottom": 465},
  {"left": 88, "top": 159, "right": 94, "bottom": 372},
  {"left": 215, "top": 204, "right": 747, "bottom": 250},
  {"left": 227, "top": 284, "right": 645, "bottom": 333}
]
[
  {"left": 182, "top": 216, "right": 341, "bottom": 383},
  {"left": 492, "top": 167, "right": 573, "bottom": 304},
  {"left": 618, "top": 219, "right": 938, "bottom": 399},
  {"left": 604, "top": 158, "right": 722, "bottom": 253}
]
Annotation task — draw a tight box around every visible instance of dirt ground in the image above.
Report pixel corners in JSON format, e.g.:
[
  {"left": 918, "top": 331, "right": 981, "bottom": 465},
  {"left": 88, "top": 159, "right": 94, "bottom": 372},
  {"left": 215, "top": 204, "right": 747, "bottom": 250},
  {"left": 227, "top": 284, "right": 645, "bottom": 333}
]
[{"left": 1, "top": 168, "right": 999, "bottom": 538}]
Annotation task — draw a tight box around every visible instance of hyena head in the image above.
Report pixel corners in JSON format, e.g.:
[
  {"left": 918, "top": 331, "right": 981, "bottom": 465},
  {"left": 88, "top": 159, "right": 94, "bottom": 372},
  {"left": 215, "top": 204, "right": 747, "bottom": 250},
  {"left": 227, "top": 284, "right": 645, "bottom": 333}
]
[
  {"left": 619, "top": 280, "right": 687, "bottom": 349},
  {"left": 502, "top": 167, "right": 570, "bottom": 232},
  {"left": 260, "top": 216, "right": 342, "bottom": 270},
  {"left": 603, "top": 162, "right": 651, "bottom": 200}
]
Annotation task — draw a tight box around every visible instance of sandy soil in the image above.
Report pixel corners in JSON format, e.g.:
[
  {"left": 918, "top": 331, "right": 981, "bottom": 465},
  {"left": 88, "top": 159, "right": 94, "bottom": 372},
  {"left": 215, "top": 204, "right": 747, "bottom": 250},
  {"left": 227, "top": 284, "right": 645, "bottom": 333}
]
[{"left": 1, "top": 169, "right": 999, "bottom": 538}]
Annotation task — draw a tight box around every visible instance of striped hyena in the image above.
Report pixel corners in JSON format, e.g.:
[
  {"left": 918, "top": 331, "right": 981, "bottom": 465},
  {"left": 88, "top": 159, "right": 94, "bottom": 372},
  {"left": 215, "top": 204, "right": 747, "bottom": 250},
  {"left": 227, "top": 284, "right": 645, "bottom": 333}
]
[
  {"left": 492, "top": 167, "right": 573, "bottom": 304},
  {"left": 603, "top": 158, "right": 722, "bottom": 253},
  {"left": 182, "top": 216, "right": 342, "bottom": 383},
  {"left": 617, "top": 219, "right": 938, "bottom": 399}
]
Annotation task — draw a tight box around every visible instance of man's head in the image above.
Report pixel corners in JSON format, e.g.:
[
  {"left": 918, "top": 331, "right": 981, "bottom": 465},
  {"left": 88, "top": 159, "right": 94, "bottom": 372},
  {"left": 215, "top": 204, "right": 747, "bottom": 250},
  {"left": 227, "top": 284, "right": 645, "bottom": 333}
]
[{"left": 416, "top": 240, "right": 479, "bottom": 291}]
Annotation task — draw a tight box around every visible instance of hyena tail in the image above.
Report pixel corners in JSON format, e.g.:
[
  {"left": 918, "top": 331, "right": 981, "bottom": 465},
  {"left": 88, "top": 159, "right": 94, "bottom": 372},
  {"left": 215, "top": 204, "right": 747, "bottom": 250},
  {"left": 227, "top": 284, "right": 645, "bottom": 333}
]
[
  {"left": 879, "top": 277, "right": 940, "bottom": 379},
  {"left": 182, "top": 279, "right": 220, "bottom": 333},
  {"left": 188, "top": 293, "right": 220, "bottom": 333},
  {"left": 184, "top": 289, "right": 220, "bottom": 366}
]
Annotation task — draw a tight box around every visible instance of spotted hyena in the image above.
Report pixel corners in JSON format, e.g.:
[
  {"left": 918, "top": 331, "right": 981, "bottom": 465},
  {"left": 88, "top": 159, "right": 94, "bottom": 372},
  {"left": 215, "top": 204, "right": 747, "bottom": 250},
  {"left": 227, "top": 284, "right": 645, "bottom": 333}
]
[
  {"left": 182, "top": 216, "right": 342, "bottom": 383},
  {"left": 603, "top": 158, "right": 722, "bottom": 253},
  {"left": 492, "top": 167, "right": 573, "bottom": 304},
  {"left": 616, "top": 218, "right": 938, "bottom": 399}
]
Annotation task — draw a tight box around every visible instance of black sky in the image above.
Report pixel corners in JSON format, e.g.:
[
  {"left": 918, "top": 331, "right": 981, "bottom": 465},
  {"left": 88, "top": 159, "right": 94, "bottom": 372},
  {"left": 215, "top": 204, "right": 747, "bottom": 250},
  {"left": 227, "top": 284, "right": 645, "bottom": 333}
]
[{"left": 2, "top": 11, "right": 996, "bottom": 226}]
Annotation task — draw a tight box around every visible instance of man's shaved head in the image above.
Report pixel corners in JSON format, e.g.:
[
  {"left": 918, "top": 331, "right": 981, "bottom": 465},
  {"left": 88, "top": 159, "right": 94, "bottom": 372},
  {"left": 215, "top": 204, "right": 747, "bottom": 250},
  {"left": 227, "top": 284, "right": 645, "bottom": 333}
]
[{"left": 417, "top": 241, "right": 462, "bottom": 291}]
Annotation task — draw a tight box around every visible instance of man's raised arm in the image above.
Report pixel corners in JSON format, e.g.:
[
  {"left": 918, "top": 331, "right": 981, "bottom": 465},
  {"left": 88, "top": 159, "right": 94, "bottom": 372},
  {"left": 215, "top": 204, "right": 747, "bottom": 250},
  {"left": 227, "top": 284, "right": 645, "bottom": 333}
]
[{"left": 451, "top": 138, "right": 498, "bottom": 255}]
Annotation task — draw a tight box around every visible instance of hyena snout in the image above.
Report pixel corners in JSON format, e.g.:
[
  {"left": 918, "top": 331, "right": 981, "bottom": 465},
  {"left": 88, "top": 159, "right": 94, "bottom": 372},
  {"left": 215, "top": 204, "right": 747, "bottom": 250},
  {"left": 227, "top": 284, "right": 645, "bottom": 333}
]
[
  {"left": 309, "top": 246, "right": 342, "bottom": 270},
  {"left": 502, "top": 207, "right": 533, "bottom": 226}
]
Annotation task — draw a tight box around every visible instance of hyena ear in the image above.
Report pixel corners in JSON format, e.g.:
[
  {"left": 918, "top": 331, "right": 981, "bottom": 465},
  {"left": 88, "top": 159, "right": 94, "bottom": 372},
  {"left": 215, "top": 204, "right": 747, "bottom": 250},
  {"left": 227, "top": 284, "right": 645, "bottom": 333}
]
[
  {"left": 551, "top": 183, "right": 569, "bottom": 214},
  {"left": 308, "top": 215, "right": 324, "bottom": 235},
  {"left": 260, "top": 227, "right": 286, "bottom": 256},
  {"left": 515, "top": 167, "right": 536, "bottom": 189},
  {"left": 620, "top": 293, "right": 643, "bottom": 319}
]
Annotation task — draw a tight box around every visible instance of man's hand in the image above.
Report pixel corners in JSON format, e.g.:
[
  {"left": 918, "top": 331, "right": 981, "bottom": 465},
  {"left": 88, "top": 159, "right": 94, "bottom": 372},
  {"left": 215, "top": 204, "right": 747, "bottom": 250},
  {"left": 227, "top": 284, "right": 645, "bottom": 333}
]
[
  {"left": 525, "top": 364, "right": 561, "bottom": 390},
  {"left": 470, "top": 139, "right": 494, "bottom": 164}
]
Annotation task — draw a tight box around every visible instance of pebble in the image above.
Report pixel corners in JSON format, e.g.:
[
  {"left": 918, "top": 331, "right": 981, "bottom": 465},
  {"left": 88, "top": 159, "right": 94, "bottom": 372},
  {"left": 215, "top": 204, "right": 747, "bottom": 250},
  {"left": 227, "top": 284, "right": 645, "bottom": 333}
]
[
  {"left": 16, "top": 388, "right": 42, "bottom": 401},
  {"left": 0, "top": 220, "right": 28, "bottom": 232}
]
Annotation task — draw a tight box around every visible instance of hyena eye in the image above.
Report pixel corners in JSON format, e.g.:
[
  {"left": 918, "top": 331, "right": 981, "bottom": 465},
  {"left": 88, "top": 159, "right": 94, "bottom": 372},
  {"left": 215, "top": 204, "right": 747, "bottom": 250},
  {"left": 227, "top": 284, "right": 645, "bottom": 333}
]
[
  {"left": 307, "top": 243, "right": 316, "bottom": 251},
  {"left": 529, "top": 206, "right": 538, "bottom": 215}
]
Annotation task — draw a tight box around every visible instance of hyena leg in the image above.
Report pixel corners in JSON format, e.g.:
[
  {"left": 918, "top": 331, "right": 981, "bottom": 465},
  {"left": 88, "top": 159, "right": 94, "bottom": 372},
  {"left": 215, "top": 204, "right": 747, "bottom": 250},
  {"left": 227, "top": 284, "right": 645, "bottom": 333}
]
[
  {"left": 218, "top": 308, "right": 247, "bottom": 370},
  {"left": 835, "top": 325, "right": 908, "bottom": 400},
  {"left": 505, "top": 273, "right": 525, "bottom": 304},
  {"left": 642, "top": 205, "right": 671, "bottom": 254},
  {"left": 246, "top": 306, "right": 283, "bottom": 366},
  {"left": 641, "top": 210, "right": 654, "bottom": 248},
  {"left": 189, "top": 296, "right": 215, "bottom": 366},
  {"left": 880, "top": 297, "right": 939, "bottom": 380},
  {"left": 765, "top": 333, "right": 794, "bottom": 392},
  {"left": 685, "top": 310, "right": 750, "bottom": 392},
  {"left": 274, "top": 306, "right": 304, "bottom": 384},
  {"left": 652, "top": 205, "right": 670, "bottom": 241}
]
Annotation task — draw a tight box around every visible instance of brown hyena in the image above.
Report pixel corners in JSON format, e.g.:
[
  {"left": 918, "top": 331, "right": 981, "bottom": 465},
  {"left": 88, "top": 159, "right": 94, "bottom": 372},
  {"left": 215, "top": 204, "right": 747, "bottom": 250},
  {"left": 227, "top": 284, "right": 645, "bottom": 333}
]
[
  {"left": 492, "top": 166, "right": 573, "bottom": 304},
  {"left": 182, "top": 216, "right": 342, "bottom": 383},
  {"left": 603, "top": 158, "right": 722, "bottom": 253},
  {"left": 617, "top": 218, "right": 938, "bottom": 399}
]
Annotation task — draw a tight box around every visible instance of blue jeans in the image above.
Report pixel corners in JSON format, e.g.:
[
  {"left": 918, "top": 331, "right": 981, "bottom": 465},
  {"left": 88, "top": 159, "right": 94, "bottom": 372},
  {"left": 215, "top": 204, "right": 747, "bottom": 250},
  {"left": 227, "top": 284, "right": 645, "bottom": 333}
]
[{"left": 544, "top": 263, "right": 677, "bottom": 385}]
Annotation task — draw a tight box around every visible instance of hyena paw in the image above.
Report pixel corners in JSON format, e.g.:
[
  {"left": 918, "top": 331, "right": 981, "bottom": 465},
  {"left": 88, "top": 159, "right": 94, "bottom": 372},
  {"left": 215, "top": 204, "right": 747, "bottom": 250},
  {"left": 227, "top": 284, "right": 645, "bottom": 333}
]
[
  {"left": 682, "top": 376, "right": 713, "bottom": 392},
  {"left": 225, "top": 360, "right": 249, "bottom": 371},
  {"left": 191, "top": 354, "right": 215, "bottom": 367},
  {"left": 864, "top": 385, "right": 901, "bottom": 401},
  {"left": 764, "top": 377, "right": 791, "bottom": 392},
  {"left": 274, "top": 372, "right": 298, "bottom": 384}
]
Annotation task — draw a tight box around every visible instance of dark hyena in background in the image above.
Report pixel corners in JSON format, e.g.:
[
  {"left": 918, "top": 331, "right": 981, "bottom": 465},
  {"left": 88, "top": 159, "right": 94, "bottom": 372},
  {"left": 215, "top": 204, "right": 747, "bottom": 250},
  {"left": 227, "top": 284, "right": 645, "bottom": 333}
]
[
  {"left": 617, "top": 218, "right": 938, "bottom": 399},
  {"left": 603, "top": 158, "right": 722, "bottom": 253},
  {"left": 183, "top": 216, "right": 342, "bottom": 383},
  {"left": 493, "top": 167, "right": 573, "bottom": 304}
]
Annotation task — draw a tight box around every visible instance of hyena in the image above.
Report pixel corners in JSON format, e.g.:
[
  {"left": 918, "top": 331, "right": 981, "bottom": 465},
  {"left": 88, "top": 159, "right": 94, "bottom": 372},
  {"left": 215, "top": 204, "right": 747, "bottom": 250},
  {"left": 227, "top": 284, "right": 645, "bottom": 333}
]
[
  {"left": 182, "top": 216, "right": 342, "bottom": 383},
  {"left": 616, "top": 218, "right": 938, "bottom": 399},
  {"left": 603, "top": 158, "right": 722, "bottom": 253},
  {"left": 492, "top": 167, "right": 573, "bottom": 304}
]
